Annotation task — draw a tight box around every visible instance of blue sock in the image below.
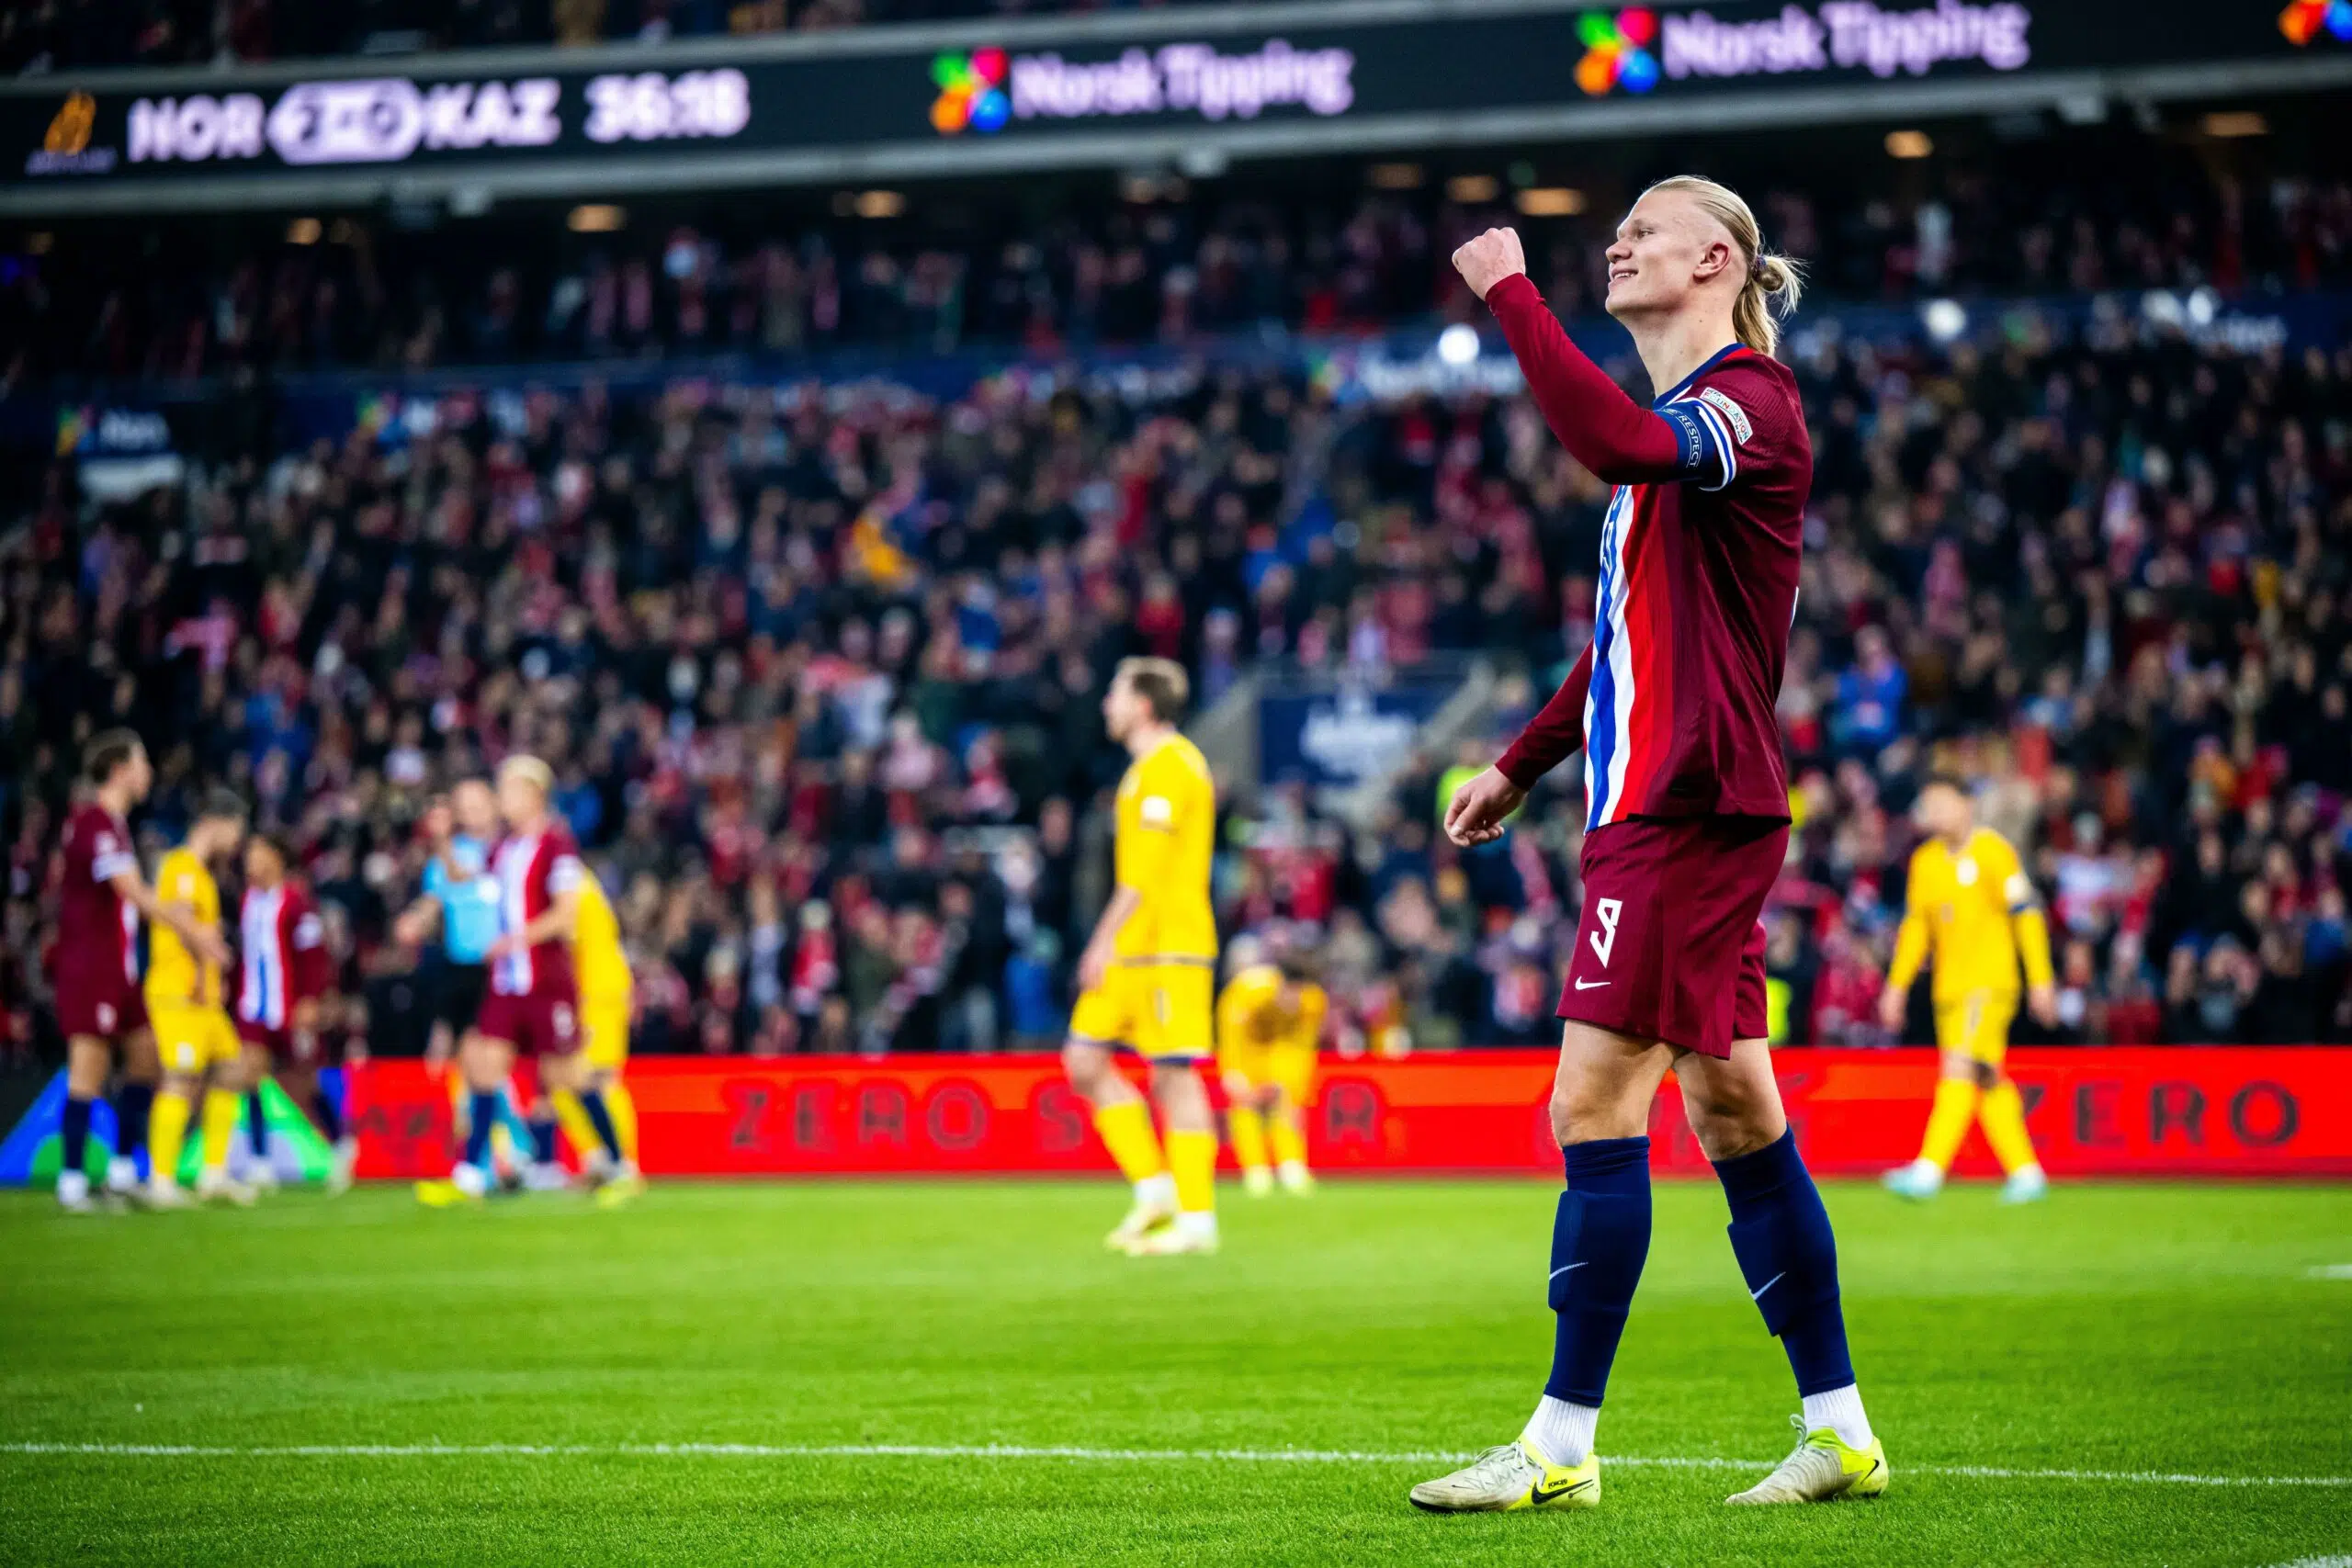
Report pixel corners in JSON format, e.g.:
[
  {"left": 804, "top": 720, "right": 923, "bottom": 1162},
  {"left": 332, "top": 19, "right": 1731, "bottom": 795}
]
[
  {"left": 62, "top": 1095, "right": 93, "bottom": 1174},
  {"left": 113, "top": 1081, "right": 153, "bottom": 1162},
  {"left": 245, "top": 1089, "right": 268, "bottom": 1156},
  {"left": 576, "top": 1088, "right": 625, "bottom": 1164},
  {"left": 1715, "top": 1128, "right": 1856, "bottom": 1396},
  {"left": 311, "top": 1089, "right": 345, "bottom": 1145},
  {"left": 464, "top": 1091, "right": 498, "bottom": 1171},
  {"left": 1544, "top": 1136, "right": 1653, "bottom": 1407},
  {"left": 528, "top": 1115, "right": 559, "bottom": 1166}
]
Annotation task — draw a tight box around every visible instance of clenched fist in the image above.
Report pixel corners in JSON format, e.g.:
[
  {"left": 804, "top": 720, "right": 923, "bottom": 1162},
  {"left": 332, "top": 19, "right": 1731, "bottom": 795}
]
[
  {"left": 1451, "top": 227, "right": 1528, "bottom": 301},
  {"left": 1442, "top": 766, "right": 1527, "bottom": 847}
]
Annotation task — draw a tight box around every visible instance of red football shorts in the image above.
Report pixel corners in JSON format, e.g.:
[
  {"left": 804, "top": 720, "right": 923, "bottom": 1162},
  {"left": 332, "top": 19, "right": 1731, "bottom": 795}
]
[
  {"left": 1558, "top": 814, "right": 1788, "bottom": 1059},
  {"left": 238, "top": 1020, "right": 323, "bottom": 1066},
  {"left": 54, "top": 972, "right": 147, "bottom": 1042},
  {"left": 476, "top": 988, "right": 582, "bottom": 1059}
]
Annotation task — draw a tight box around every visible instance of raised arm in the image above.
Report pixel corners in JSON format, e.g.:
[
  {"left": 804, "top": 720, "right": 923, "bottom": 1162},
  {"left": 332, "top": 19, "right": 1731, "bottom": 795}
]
[
  {"left": 1453, "top": 228, "right": 1731, "bottom": 487},
  {"left": 1485, "top": 276, "right": 1687, "bottom": 485}
]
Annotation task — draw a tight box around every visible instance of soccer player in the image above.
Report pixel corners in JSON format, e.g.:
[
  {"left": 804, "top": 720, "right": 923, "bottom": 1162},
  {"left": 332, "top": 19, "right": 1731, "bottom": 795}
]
[
  {"left": 237, "top": 833, "right": 347, "bottom": 1192},
  {"left": 1416, "top": 181, "right": 1887, "bottom": 1511},
  {"left": 143, "top": 789, "right": 254, "bottom": 1208},
  {"left": 49, "top": 730, "right": 233, "bottom": 1213},
  {"left": 1878, "top": 778, "right": 2059, "bottom": 1203},
  {"left": 1216, "top": 949, "right": 1325, "bottom": 1197},
  {"left": 552, "top": 862, "right": 646, "bottom": 1207},
  {"left": 416, "top": 756, "right": 628, "bottom": 1206},
  {"left": 1060, "top": 657, "right": 1222, "bottom": 1257}
]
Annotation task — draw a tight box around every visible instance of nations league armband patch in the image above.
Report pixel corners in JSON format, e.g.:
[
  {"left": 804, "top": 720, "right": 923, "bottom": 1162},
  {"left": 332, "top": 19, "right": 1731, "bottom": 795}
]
[{"left": 1697, "top": 385, "right": 1753, "bottom": 445}]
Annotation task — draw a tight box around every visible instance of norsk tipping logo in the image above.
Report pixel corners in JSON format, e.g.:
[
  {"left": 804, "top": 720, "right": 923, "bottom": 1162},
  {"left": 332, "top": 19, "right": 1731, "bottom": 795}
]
[
  {"left": 2279, "top": 0, "right": 2352, "bottom": 45},
  {"left": 1577, "top": 8, "right": 1661, "bottom": 96},
  {"left": 931, "top": 49, "right": 1011, "bottom": 135}
]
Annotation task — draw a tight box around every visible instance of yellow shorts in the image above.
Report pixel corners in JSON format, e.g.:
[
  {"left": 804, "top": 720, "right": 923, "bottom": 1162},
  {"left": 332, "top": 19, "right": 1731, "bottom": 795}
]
[
  {"left": 1219, "top": 1041, "right": 1317, "bottom": 1107},
  {"left": 148, "top": 1002, "right": 241, "bottom": 1077},
  {"left": 1934, "top": 990, "right": 2018, "bottom": 1067},
  {"left": 582, "top": 993, "right": 631, "bottom": 1074},
  {"left": 1069, "top": 962, "right": 1214, "bottom": 1062}
]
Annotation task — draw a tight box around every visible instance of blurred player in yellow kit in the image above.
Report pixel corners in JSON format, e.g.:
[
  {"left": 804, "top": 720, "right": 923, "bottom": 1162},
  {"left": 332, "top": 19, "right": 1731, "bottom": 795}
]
[
  {"left": 1217, "top": 949, "right": 1325, "bottom": 1197},
  {"left": 1880, "top": 778, "right": 2058, "bottom": 1203},
  {"left": 553, "top": 863, "right": 644, "bottom": 1206},
  {"left": 1061, "top": 657, "right": 1221, "bottom": 1256},
  {"left": 143, "top": 790, "right": 254, "bottom": 1208}
]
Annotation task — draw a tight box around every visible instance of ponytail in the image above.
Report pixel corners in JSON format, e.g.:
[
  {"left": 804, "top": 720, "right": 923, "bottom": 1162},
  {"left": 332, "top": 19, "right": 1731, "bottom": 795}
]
[{"left": 1640, "top": 175, "right": 1805, "bottom": 356}]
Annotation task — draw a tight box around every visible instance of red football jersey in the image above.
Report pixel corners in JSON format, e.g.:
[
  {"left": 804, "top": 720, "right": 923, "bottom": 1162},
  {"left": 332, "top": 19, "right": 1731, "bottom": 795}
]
[
  {"left": 1485, "top": 275, "right": 1809, "bottom": 827},
  {"left": 52, "top": 803, "right": 139, "bottom": 987},
  {"left": 238, "top": 879, "right": 331, "bottom": 1030},
  {"left": 1581, "top": 345, "right": 1808, "bottom": 826},
  {"left": 490, "top": 825, "right": 582, "bottom": 998}
]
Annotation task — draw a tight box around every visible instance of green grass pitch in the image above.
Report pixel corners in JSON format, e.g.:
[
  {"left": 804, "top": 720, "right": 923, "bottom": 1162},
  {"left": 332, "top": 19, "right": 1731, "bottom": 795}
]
[{"left": 2, "top": 1177, "right": 2348, "bottom": 1566}]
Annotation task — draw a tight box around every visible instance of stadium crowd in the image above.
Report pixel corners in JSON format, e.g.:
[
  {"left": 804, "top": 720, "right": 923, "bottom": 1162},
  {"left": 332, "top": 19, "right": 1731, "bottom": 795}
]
[
  {"left": 3, "top": 281, "right": 2350, "bottom": 1063},
  {"left": 9, "top": 143, "right": 2350, "bottom": 387}
]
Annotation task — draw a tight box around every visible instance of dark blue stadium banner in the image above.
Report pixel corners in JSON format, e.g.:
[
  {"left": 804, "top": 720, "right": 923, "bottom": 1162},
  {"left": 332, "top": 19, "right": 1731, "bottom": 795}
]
[
  {"left": 0, "top": 0, "right": 2338, "bottom": 205},
  {"left": 1261, "top": 684, "right": 1457, "bottom": 787}
]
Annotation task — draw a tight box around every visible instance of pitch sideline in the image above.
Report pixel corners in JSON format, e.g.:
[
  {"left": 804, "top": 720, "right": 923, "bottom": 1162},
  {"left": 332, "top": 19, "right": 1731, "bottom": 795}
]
[{"left": 2, "top": 1441, "right": 2347, "bottom": 1489}]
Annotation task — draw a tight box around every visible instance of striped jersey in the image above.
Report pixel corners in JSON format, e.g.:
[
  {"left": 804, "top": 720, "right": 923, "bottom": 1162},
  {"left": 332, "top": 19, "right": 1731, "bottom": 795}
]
[
  {"left": 1582, "top": 344, "right": 1809, "bottom": 829},
  {"left": 239, "top": 879, "right": 330, "bottom": 1030}
]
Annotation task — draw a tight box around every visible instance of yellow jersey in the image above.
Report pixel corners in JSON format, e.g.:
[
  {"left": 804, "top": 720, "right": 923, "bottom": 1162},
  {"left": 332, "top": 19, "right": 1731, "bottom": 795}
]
[
  {"left": 1888, "top": 828, "right": 2054, "bottom": 1003},
  {"left": 572, "top": 866, "right": 632, "bottom": 1001},
  {"left": 1216, "top": 964, "right": 1327, "bottom": 1055},
  {"left": 145, "top": 845, "right": 222, "bottom": 1009},
  {"left": 1112, "top": 732, "right": 1217, "bottom": 963}
]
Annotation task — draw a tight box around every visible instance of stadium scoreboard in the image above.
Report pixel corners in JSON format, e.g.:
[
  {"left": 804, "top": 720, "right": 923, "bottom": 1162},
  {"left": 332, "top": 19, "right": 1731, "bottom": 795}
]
[{"left": 1, "top": 0, "right": 2345, "bottom": 213}]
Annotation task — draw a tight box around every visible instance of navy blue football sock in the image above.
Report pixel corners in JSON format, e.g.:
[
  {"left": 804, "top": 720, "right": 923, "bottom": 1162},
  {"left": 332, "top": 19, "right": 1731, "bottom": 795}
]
[
  {"left": 311, "top": 1089, "right": 344, "bottom": 1145},
  {"left": 113, "top": 1081, "right": 153, "bottom": 1162},
  {"left": 464, "top": 1091, "right": 498, "bottom": 1171},
  {"left": 1715, "top": 1128, "right": 1856, "bottom": 1396},
  {"left": 245, "top": 1089, "right": 268, "bottom": 1157},
  {"left": 528, "top": 1115, "right": 559, "bottom": 1166},
  {"left": 1544, "top": 1135, "right": 1653, "bottom": 1407},
  {"left": 62, "top": 1095, "right": 94, "bottom": 1174},
  {"left": 576, "top": 1089, "right": 625, "bottom": 1165}
]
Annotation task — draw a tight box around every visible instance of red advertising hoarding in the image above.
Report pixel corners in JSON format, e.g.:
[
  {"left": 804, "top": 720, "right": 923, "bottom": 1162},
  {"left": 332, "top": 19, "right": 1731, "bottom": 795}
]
[{"left": 351, "top": 1047, "right": 2352, "bottom": 1180}]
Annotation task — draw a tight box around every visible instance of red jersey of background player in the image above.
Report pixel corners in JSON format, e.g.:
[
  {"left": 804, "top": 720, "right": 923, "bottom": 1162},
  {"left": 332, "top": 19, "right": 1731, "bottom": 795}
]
[
  {"left": 490, "top": 824, "right": 582, "bottom": 1000},
  {"left": 51, "top": 802, "right": 141, "bottom": 998},
  {"left": 238, "top": 878, "right": 331, "bottom": 1039},
  {"left": 1487, "top": 276, "right": 1808, "bottom": 825}
]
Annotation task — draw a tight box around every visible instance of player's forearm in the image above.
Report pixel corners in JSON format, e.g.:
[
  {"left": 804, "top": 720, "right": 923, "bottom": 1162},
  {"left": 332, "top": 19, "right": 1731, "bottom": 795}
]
[
  {"left": 1886, "top": 917, "right": 1928, "bottom": 995},
  {"left": 1496, "top": 642, "right": 1594, "bottom": 789},
  {"left": 2013, "top": 906, "right": 2056, "bottom": 989},
  {"left": 121, "top": 877, "right": 206, "bottom": 946},
  {"left": 1485, "top": 275, "right": 1684, "bottom": 484},
  {"left": 514, "top": 893, "right": 579, "bottom": 950},
  {"left": 1088, "top": 886, "right": 1145, "bottom": 953}
]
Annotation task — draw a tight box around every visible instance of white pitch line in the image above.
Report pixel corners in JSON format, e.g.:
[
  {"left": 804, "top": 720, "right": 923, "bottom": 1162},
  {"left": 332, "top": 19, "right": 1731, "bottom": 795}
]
[
  {"left": 2309, "top": 1264, "right": 2352, "bottom": 1280},
  {"left": 3, "top": 1441, "right": 2349, "bottom": 1489}
]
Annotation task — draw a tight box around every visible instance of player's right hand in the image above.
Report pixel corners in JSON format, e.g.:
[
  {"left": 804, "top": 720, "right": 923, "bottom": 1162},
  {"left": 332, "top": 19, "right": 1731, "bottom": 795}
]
[
  {"left": 1442, "top": 767, "right": 1526, "bottom": 846},
  {"left": 193, "top": 929, "right": 234, "bottom": 968},
  {"left": 1451, "top": 227, "right": 1528, "bottom": 300},
  {"left": 1876, "top": 987, "right": 1906, "bottom": 1032}
]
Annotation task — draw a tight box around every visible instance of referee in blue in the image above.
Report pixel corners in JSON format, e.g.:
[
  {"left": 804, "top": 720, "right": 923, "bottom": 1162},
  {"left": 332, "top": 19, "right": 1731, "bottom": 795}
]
[{"left": 395, "top": 779, "right": 505, "bottom": 1055}]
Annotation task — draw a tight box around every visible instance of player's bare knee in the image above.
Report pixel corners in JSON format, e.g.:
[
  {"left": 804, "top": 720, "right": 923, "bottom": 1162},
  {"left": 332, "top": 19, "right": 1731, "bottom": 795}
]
[
  {"left": 1551, "top": 1079, "right": 1641, "bottom": 1147},
  {"left": 1061, "top": 1040, "right": 1114, "bottom": 1097},
  {"left": 66, "top": 1040, "right": 109, "bottom": 1096},
  {"left": 1971, "top": 1059, "right": 1999, "bottom": 1091}
]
